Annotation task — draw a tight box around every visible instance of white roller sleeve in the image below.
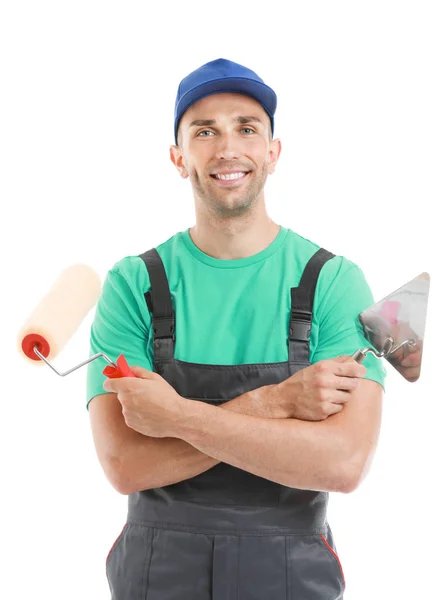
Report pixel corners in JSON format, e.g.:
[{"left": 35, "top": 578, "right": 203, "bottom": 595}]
[{"left": 17, "top": 264, "right": 102, "bottom": 365}]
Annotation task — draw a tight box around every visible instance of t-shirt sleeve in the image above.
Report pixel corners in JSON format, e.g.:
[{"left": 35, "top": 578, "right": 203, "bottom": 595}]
[
  {"left": 86, "top": 261, "right": 153, "bottom": 410},
  {"left": 311, "top": 258, "right": 387, "bottom": 390}
]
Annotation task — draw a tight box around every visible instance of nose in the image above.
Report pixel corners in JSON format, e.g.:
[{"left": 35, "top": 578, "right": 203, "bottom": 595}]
[{"left": 214, "top": 132, "right": 240, "bottom": 160}]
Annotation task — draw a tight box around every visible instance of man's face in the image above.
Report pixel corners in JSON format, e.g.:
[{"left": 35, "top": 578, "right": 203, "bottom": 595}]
[{"left": 170, "top": 93, "right": 281, "bottom": 218}]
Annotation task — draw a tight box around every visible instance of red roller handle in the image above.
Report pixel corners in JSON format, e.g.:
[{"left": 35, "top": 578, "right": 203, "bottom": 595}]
[{"left": 102, "top": 354, "right": 137, "bottom": 379}]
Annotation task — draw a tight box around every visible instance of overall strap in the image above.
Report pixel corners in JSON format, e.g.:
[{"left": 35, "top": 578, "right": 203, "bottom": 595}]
[
  {"left": 138, "top": 248, "right": 175, "bottom": 362},
  {"left": 289, "top": 248, "right": 335, "bottom": 363}
]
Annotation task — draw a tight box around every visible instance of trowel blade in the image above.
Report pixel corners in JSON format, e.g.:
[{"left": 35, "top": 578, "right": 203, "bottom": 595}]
[{"left": 358, "top": 272, "right": 430, "bottom": 382}]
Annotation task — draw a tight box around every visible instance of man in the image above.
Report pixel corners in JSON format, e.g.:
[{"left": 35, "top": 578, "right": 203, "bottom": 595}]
[{"left": 87, "top": 58, "right": 386, "bottom": 599}]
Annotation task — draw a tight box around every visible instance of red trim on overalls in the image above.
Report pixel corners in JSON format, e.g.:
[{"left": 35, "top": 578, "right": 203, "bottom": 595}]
[
  {"left": 106, "top": 523, "right": 127, "bottom": 563},
  {"left": 320, "top": 534, "right": 346, "bottom": 586}
]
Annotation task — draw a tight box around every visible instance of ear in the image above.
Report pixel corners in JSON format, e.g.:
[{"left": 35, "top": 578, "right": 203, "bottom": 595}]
[
  {"left": 267, "top": 138, "right": 282, "bottom": 175},
  {"left": 170, "top": 145, "right": 189, "bottom": 179}
]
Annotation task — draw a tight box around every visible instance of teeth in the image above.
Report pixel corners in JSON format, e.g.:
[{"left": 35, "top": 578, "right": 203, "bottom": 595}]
[{"left": 214, "top": 172, "right": 246, "bottom": 180}]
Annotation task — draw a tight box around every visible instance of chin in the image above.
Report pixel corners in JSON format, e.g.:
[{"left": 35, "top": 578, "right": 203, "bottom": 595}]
[{"left": 212, "top": 197, "right": 256, "bottom": 216}]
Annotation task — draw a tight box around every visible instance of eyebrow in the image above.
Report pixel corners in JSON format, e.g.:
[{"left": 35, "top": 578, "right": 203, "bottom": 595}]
[{"left": 188, "top": 116, "right": 264, "bottom": 129}]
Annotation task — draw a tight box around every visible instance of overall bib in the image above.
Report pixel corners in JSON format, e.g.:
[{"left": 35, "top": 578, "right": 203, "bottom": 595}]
[{"left": 106, "top": 247, "right": 347, "bottom": 600}]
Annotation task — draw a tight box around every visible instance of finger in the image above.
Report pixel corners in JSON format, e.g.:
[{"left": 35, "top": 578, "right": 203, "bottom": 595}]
[
  {"left": 332, "top": 375, "right": 361, "bottom": 391},
  {"left": 319, "top": 355, "right": 350, "bottom": 366},
  {"left": 327, "top": 402, "right": 345, "bottom": 416},
  {"left": 330, "top": 389, "right": 354, "bottom": 404},
  {"left": 333, "top": 355, "right": 353, "bottom": 363},
  {"left": 130, "top": 366, "right": 156, "bottom": 378},
  {"left": 399, "top": 351, "right": 422, "bottom": 368},
  {"left": 398, "top": 365, "right": 421, "bottom": 381},
  {"left": 103, "top": 378, "right": 114, "bottom": 392},
  {"left": 103, "top": 377, "right": 130, "bottom": 391},
  {"left": 334, "top": 360, "right": 366, "bottom": 378},
  {"left": 321, "top": 354, "right": 367, "bottom": 377}
]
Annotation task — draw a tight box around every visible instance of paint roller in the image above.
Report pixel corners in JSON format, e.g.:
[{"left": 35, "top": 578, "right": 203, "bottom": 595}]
[{"left": 17, "top": 264, "right": 136, "bottom": 379}]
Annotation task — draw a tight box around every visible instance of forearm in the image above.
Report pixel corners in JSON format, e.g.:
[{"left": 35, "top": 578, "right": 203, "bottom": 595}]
[
  {"left": 120, "top": 386, "right": 275, "bottom": 494},
  {"left": 175, "top": 397, "right": 356, "bottom": 493}
]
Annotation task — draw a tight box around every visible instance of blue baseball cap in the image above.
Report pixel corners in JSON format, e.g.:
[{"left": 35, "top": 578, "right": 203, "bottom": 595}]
[{"left": 174, "top": 58, "right": 277, "bottom": 144}]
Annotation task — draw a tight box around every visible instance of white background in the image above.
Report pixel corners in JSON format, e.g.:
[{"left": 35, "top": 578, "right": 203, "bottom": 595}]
[{"left": 1, "top": 1, "right": 441, "bottom": 598}]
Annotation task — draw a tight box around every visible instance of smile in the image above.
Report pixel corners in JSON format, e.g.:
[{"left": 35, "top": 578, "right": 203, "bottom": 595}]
[
  {"left": 210, "top": 171, "right": 250, "bottom": 186},
  {"left": 213, "top": 172, "right": 248, "bottom": 180}
]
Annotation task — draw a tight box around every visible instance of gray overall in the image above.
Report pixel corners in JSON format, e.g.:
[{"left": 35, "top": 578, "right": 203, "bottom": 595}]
[{"left": 105, "top": 247, "right": 346, "bottom": 599}]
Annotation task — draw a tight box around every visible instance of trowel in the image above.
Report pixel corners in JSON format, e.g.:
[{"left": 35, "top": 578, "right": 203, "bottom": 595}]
[{"left": 350, "top": 272, "right": 430, "bottom": 382}]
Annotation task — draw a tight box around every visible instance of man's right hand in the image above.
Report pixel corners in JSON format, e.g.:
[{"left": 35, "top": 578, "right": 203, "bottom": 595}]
[{"left": 263, "top": 356, "right": 367, "bottom": 421}]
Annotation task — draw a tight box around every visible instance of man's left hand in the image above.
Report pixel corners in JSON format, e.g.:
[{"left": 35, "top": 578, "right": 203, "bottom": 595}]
[{"left": 103, "top": 366, "right": 184, "bottom": 438}]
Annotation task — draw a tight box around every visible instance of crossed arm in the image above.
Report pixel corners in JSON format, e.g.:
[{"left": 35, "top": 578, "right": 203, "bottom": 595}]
[
  {"left": 174, "top": 378, "right": 383, "bottom": 493},
  {"left": 91, "top": 378, "right": 383, "bottom": 495}
]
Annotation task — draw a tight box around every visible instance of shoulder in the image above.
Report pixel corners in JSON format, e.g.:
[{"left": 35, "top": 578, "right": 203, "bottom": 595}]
[
  {"left": 283, "top": 227, "right": 373, "bottom": 311},
  {"left": 107, "top": 230, "right": 185, "bottom": 290},
  {"left": 284, "top": 226, "right": 362, "bottom": 281}
]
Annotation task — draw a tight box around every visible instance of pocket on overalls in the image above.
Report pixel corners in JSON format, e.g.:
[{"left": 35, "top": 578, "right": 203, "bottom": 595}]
[
  {"left": 286, "top": 533, "right": 345, "bottom": 599},
  {"left": 105, "top": 522, "right": 128, "bottom": 566},
  {"left": 106, "top": 523, "right": 154, "bottom": 599},
  {"left": 319, "top": 532, "right": 346, "bottom": 589}
]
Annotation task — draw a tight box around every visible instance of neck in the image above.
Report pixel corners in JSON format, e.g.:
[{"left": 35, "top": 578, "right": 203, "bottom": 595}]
[{"left": 189, "top": 200, "right": 280, "bottom": 260}]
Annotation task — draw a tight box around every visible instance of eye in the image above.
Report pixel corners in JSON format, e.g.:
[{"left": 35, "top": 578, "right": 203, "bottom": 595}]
[
  {"left": 196, "top": 130, "right": 214, "bottom": 137},
  {"left": 241, "top": 127, "right": 255, "bottom": 134}
]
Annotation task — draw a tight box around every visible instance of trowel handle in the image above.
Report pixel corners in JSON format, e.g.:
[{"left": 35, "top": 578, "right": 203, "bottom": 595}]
[{"left": 347, "top": 350, "right": 367, "bottom": 363}]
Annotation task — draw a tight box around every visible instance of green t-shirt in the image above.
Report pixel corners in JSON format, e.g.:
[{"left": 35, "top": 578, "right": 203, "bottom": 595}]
[{"left": 86, "top": 226, "right": 386, "bottom": 409}]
